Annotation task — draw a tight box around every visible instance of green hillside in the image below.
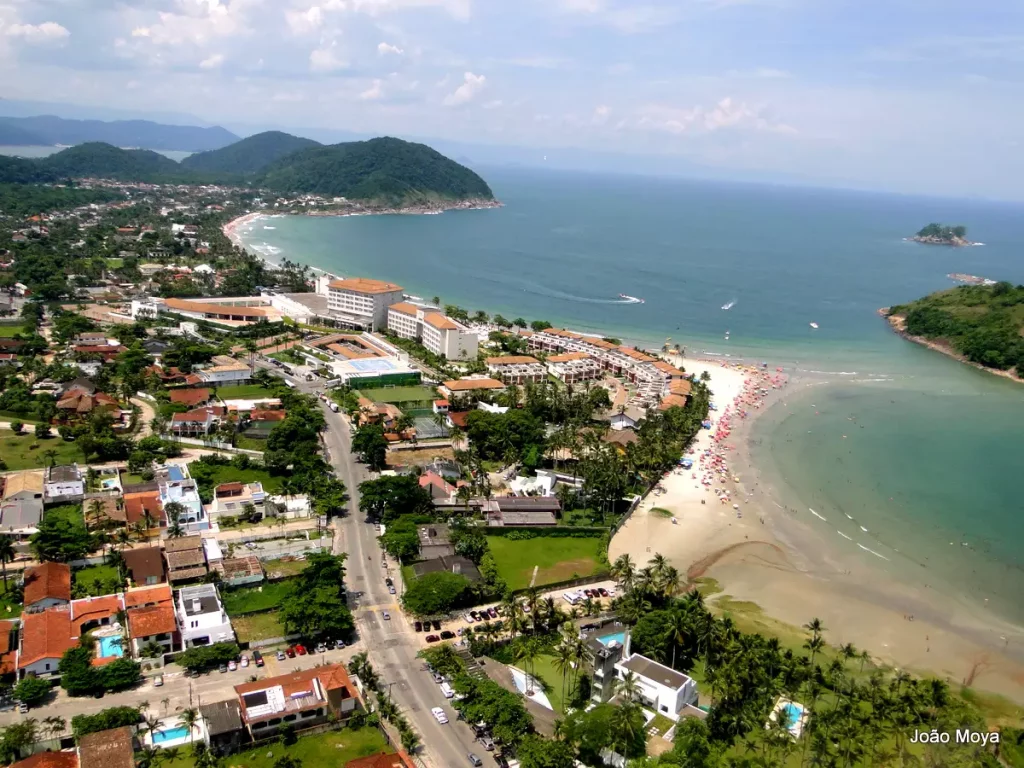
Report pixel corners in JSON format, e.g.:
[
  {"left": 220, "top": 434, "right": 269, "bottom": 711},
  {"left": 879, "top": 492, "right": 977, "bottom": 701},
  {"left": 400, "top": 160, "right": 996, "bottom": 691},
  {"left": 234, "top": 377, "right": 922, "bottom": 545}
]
[
  {"left": 257, "top": 136, "right": 494, "bottom": 205},
  {"left": 888, "top": 282, "right": 1024, "bottom": 377},
  {"left": 182, "top": 130, "right": 321, "bottom": 174},
  {"left": 42, "top": 142, "right": 183, "bottom": 179}
]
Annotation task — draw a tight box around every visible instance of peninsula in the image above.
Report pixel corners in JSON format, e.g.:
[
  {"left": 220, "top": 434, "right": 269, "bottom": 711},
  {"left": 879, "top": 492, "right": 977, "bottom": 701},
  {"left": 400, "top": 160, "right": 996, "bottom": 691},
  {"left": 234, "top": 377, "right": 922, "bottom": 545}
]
[
  {"left": 908, "top": 222, "right": 975, "bottom": 246},
  {"left": 885, "top": 282, "right": 1024, "bottom": 381}
]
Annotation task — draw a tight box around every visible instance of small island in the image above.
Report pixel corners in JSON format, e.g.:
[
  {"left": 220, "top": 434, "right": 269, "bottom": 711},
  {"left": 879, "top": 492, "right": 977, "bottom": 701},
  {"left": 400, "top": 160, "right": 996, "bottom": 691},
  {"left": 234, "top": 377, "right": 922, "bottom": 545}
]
[
  {"left": 909, "top": 223, "right": 975, "bottom": 246},
  {"left": 884, "top": 282, "right": 1024, "bottom": 381}
]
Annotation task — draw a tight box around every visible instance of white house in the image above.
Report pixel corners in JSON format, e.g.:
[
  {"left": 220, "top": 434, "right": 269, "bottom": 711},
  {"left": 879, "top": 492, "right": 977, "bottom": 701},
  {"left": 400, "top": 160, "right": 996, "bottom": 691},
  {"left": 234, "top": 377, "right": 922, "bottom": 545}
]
[
  {"left": 156, "top": 464, "right": 208, "bottom": 532},
  {"left": 327, "top": 277, "right": 405, "bottom": 330},
  {"left": 175, "top": 584, "right": 235, "bottom": 648},
  {"left": 609, "top": 406, "right": 645, "bottom": 431},
  {"left": 207, "top": 481, "right": 267, "bottom": 520},
  {"left": 44, "top": 464, "right": 84, "bottom": 499},
  {"left": 614, "top": 653, "right": 698, "bottom": 720},
  {"left": 268, "top": 493, "right": 312, "bottom": 519},
  {"left": 197, "top": 361, "right": 251, "bottom": 384}
]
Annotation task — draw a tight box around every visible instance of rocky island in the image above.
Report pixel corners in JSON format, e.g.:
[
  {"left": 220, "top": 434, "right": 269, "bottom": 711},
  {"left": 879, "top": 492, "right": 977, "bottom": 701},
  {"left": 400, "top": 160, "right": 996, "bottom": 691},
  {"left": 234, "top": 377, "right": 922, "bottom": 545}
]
[{"left": 909, "top": 223, "right": 975, "bottom": 246}]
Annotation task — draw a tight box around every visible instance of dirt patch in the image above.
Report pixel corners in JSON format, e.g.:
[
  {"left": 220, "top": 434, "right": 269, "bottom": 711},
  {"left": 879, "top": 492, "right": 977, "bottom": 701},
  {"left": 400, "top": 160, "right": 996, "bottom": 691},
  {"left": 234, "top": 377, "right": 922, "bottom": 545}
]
[
  {"left": 386, "top": 446, "right": 456, "bottom": 467},
  {"left": 685, "top": 540, "right": 788, "bottom": 581}
]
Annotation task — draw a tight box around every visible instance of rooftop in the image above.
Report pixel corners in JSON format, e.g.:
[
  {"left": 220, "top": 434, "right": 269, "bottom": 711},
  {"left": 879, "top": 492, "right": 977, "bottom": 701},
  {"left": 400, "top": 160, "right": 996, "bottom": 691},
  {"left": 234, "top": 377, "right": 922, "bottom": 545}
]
[
  {"left": 9, "top": 753, "right": 79, "bottom": 768},
  {"left": 388, "top": 302, "right": 420, "bottom": 316},
  {"left": 200, "top": 699, "right": 244, "bottom": 737},
  {"left": 619, "top": 653, "right": 693, "bottom": 690},
  {"left": 328, "top": 277, "right": 403, "bottom": 294},
  {"left": 169, "top": 388, "right": 213, "bottom": 406},
  {"left": 164, "top": 534, "right": 203, "bottom": 553},
  {"left": 47, "top": 464, "right": 82, "bottom": 483},
  {"left": 178, "top": 584, "right": 221, "bottom": 616},
  {"left": 442, "top": 377, "right": 505, "bottom": 391},
  {"left": 78, "top": 727, "right": 135, "bottom": 768},
  {"left": 3, "top": 470, "right": 45, "bottom": 498},
  {"left": 18, "top": 608, "right": 76, "bottom": 668},
  {"left": 128, "top": 602, "right": 177, "bottom": 638},
  {"left": 23, "top": 561, "right": 71, "bottom": 606},
  {"left": 235, "top": 663, "right": 355, "bottom": 723},
  {"left": 422, "top": 312, "right": 459, "bottom": 331},
  {"left": 486, "top": 355, "right": 541, "bottom": 365}
]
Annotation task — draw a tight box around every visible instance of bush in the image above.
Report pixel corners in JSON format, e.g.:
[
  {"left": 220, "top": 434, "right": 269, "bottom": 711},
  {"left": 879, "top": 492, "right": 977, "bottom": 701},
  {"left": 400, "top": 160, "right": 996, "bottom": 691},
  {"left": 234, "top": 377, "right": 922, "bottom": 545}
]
[
  {"left": 34, "top": 422, "right": 51, "bottom": 438},
  {"left": 176, "top": 642, "right": 241, "bottom": 671},
  {"left": 71, "top": 706, "right": 143, "bottom": 738},
  {"left": 9, "top": 421, "right": 22, "bottom": 435},
  {"left": 12, "top": 676, "right": 50, "bottom": 706}
]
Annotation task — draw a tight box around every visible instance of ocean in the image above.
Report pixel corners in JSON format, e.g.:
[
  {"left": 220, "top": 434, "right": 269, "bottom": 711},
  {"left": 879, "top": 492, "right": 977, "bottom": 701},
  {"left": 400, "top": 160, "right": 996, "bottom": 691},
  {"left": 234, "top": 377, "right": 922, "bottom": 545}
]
[{"left": 237, "top": 167, "right": 1024, "bottom": 625}]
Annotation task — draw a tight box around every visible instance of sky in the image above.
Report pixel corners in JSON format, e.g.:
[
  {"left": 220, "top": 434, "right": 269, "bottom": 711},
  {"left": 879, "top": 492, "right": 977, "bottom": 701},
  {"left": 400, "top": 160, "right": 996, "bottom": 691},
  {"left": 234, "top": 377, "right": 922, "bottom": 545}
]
[{"left": 3, "top": 0, "right": 1024, "bottom": 199}]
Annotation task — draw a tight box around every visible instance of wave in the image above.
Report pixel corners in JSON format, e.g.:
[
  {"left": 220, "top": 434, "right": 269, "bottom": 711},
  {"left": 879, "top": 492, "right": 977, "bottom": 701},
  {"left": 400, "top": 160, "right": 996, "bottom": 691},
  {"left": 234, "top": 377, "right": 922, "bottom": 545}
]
[
  {"left": 263, "top": 226, "right": 276, "bottom": 230},
  {"left": 722, "top": 300, "right": 736, "bottom": 310},
  {"left": 838, "top": 531, "right": 853, "bottom": 541},
  {"left": 860, "top": 525, "right": 869, "bottom": 533},
  {"left": 858, "top": 543, "right": 890, "bottom": 561},
  {"left": 808, "top": 508, "right": 827, "bottom": 521}
]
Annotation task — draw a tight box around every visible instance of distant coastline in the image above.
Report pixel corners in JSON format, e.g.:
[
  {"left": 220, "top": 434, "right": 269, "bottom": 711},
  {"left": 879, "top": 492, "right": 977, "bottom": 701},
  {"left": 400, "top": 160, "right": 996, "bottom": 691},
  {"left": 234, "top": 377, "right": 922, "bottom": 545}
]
[{"left": 880, "top": 309, "right": 1023, "bottom": 384}]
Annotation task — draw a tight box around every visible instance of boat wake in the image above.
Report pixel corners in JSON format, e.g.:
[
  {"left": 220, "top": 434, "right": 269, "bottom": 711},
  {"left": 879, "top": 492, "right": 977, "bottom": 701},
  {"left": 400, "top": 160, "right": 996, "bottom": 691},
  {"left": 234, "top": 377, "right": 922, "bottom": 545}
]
[{"left": 721, "top": 300, "right": 736, "bottom": 310}]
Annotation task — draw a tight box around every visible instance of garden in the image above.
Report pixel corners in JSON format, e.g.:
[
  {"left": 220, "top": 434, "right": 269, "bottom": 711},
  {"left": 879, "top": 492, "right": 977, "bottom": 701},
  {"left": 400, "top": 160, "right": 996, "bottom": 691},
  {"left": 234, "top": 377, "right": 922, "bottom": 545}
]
[
  {"left": 485, "top": 533, "right": 607, "bottom": 591},
  {"left": 0, "top": 434, "right": 83, "bottom": 471}
]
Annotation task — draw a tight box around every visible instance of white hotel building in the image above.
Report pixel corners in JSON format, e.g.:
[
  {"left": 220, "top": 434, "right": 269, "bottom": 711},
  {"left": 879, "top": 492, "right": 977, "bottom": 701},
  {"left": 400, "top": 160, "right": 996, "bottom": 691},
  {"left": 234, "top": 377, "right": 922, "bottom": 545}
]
[
  {"left": 387, "top": 302, "right": 478, "bottom": 361},
  {"left": 327, "top": 277, "right": 405, "bottom": 331}
]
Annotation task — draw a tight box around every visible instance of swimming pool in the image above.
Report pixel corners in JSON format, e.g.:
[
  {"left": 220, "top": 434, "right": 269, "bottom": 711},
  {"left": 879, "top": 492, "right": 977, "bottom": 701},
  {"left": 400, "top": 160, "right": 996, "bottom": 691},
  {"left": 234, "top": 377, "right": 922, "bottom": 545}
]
[
  {"left": 152, "top": 726, "right": 190, "bottom": 744},
  {"left": 780, "top": 702, "right": 804, "bottom": 729},
  {"left": 598, "top": 631, "right": 626, "bottom": 647},
  {"left": 98, "top": 634, "right": 124, "bottom": 658}
]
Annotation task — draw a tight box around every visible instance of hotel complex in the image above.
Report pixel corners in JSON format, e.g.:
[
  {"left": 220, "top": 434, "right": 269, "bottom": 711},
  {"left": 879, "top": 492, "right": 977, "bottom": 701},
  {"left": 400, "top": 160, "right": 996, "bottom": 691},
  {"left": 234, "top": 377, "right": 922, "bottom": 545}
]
[
  {"left": 387, "top": 302, "right": 478, "bottom": 360},
  {"left": 326, "top": 277, "right": 405, "bottom": 331}
]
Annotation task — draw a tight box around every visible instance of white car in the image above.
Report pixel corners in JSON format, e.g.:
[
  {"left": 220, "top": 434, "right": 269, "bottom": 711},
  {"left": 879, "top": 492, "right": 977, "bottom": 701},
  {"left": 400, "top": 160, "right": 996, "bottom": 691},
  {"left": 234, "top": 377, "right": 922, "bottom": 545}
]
[
  {"left": 431, "top": 707, "right": 449, "bottom": 724},
  {"left": 464, "top": 613, "right": 475, "bottom": 623},
  {"left": 228, "top": 660, "right": 237, "bottom": 671}
]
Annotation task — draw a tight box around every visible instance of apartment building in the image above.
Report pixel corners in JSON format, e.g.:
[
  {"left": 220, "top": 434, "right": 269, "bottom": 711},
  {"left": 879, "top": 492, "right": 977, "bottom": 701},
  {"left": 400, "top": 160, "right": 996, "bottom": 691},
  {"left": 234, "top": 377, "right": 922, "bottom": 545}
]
[
  {"left": 386, "top": 302, "right": 478, "bottom": 360},
  {"left": 327, "top": 277, "right": 404, "bottom": 331},
  {"left": 546, "top": 352, "right": 603, "bottom": 385},
  {"left": 485, "top": 355, "right": 547, "bottom": 385}
]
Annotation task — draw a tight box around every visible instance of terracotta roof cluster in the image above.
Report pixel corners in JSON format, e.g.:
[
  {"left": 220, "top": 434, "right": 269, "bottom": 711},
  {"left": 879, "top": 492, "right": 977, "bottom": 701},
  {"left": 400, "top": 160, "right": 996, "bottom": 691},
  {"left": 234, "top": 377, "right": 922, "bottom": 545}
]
[
  {"left": 9, "top": 752, "right": 79, "bottom": 768},
  {"left": 23, "top": 562, "right": 71, "bottom": 607},
  {"left": 616, "top": 346, "right": 657, "bottom": 363},
  {"left": 251, "top": 408, "right": 287, "bottom": 422},
  {"left": 0, "top": 620, "right": 17, "bottom": 675},
  {"left": 169, "top": 387, "right": 212, "bottom": 406},
  {"left": 56, "top": 389, "right": 119, "bottom": 413},
  {"left": 164, "top": 298, "right": 273, "bottom": 318},
  {"left": 441, "top": 378, "right": 505, "bottom": 392},
  {"left": 78, "top": 726, "right": 135, "bottom": 768},
  {"left": 122, "top": 549, "right": 167, "bottom": 587},
  {"left": 127, "top": 602, "right": 176, "bottom": 638},
  {"left": 71, "top": 595, "right": 124, "bottom": 636},
  {"left": 122, "top": 491, "right": 161, "bottom": 525},
  {"left": 669, "top": 379, "right": 693, "bottom": 397},
  {"left": 18, "top": 608, "right": 77, "bottom": 668},
  {"left": 659, "top": 394, "right": 689, "bottom": 410},
  {"left": 547, "top": 352, "right": 593, "bottom": 363},
  {"left": 388, "top": 302, "right": 420, "bottom": 316},
  {"left": 344, "top": 752, "right": 416, "bottom": 768},
  {"left": 422, "top": 313, "right": 458, "bottom": 331},
  {"left": 171, "top": 407, "right": 219, "bottom": 424},
  {"left": 73, "top": 345, "right": 127, "bottom": 356},
  {"left": 328, "top": 277, "right": 403, "bottom": 294},
  {"left": 653, "top": 360, "right": 685, "bottom": 377}
]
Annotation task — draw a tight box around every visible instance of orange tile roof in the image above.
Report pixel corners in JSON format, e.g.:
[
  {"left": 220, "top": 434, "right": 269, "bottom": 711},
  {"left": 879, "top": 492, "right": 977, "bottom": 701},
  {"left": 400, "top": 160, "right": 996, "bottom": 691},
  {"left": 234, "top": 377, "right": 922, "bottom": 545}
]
[
  {"left": 71, "top": 594, "right": 124, "bottom": 636},
  {"left": 124, "top": 583, "right": 172, "bottom": 608},
  {"left": 123, "top": 491, "right": 161, "bottom": 525},
  {"left": 23, "top": 562, "right": 71, "bottom": 606},
  {"left": 423, "top": 313, "right": 458, "bottom": 330},
  {"left": 328, "top": 277, "right": 403, "bottom": 294},
  {"left": 659, "top": 394, "right": 689, "bottom": 410},
  {"left": 546, "top": 352, "right": 592, "bottom": 363},
  {"left": 164, "top": 298, "right": 272, "bottom": 318},
  {"left": 442, "top": 378, "right": 505, "bottom": 391},
  {"left": 486, "top": 356, "right": 541, "bottom": 365},
  {"left": 616, "top": 346, "right": 657, "bottom": 363},
  {"left": 170, "top": 387, "right": 212, "bottom": 406},
  {"left": 18, "top": 608, "right": 76, "bottom": 668},
  {"left": 9, "top": 752, "right": 79, "bottom": 768},
  {"left": 78, "top": 727, "right": 134, "bottom": 768},
  {"left": 128, "top": 602, "right": 176, "bottom": 638},
  {"left": 388, "top": 302, "right": 420, "bottom": 316},
  {"left": 344, "top": 753, "right": 416, "bottom": 768},
  {"left": 653, "top": 360, "right": 685, "bottom": 376},
  {"left": 0, "top": 619, "right": 16, "bottom": 675},
  {"left": 669, "top": 379, "right": 693, "bottom": 396}
]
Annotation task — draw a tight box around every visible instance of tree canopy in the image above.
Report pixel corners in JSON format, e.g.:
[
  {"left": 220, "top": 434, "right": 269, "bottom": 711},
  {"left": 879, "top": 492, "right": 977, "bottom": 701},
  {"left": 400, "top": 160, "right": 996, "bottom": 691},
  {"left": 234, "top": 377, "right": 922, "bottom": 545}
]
[{"left": 402, "top": 570, "right": 472, "bottom": 616}]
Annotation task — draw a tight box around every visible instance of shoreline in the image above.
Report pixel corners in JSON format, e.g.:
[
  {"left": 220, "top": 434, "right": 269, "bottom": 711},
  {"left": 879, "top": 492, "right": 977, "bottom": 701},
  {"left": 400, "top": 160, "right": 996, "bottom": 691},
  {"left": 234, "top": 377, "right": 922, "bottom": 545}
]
[
  {"left": 881, "top": 310, "right": 1023, "bottom": 385},
  {"left": 226, "top": 207, "right": 1024, "bottom": 703}
]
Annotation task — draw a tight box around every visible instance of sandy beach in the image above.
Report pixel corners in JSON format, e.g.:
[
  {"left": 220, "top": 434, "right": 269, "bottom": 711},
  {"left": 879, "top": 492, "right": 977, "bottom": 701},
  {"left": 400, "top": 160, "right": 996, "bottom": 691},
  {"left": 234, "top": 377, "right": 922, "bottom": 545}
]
[{"left": 610, "top": 355, "right": 1024, "bottom": 704}]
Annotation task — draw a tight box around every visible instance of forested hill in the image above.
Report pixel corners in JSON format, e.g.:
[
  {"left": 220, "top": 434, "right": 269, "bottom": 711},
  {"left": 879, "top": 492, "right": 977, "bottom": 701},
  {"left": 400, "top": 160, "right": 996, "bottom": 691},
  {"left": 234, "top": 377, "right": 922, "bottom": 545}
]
[
  {"left": 0, "top": 136, "right": 495, "bottom": 206},
  {"left": 181, "top": 131, "right": 321, "bottom": 174},
  {"left": 888, "top": 282, "right": 1024, "bottom": 378},
  {"left": 0, "top": 115, "right": 238, "bottom": 152},
  {"left": 256, "top": 136, "right": 495, "bottom": 205}
]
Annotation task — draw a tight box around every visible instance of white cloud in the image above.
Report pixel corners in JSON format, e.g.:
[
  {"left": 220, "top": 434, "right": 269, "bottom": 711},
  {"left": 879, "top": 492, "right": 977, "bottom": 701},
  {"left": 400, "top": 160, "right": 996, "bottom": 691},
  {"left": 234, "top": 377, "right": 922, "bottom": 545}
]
[
  {"left": 443, "top": 71, "right": 485, "bottom": 106},
  {"left": 592, "top": 104, "right": 610, "bottom": 124},
  {"left": 322, "top": 0, "right": 471, "bottom": 21},
  {"left": 752, "top": 67, "right": 790, "bottom": 79},
  {"left": 636, "top": 97, "right": 796, "bottom": 135},
  {"left": 360, "top": 78, "right": 384, "bottom": 99},
  {"left": 126, "top": 0, "right": 257, "bottom": 47},
  {"left": 377, "top": 41, "right": 403, "bottom": 55},
  {"left": 200, "top": 53, "right": 225, "bottom": 68},
  {"left": 309, "top": 42, "right": 348, "bottom": 71},
  {"left": 286, "top": 6, "right": 324, "bottom": 35},
  {"left": 5, "top": 21, "right": 70, "bottom": 42},
  {"left": 483, "top": 99, "right": 503, "bottom": 109}
]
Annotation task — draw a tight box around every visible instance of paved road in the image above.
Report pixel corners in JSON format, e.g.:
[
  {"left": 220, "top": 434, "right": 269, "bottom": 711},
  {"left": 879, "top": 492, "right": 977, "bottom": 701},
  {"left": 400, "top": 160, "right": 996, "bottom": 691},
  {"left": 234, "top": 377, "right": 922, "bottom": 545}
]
[{"left": 318, "top": 398, "right": 485, "bottom": 768}]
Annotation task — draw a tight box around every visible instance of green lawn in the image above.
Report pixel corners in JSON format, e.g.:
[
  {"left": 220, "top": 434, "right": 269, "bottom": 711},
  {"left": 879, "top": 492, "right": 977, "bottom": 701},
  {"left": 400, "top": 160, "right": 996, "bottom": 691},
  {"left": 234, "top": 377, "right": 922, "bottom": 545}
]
[
  {"left": 155, "top": 727, "right": 390, "bottom": 768},
  {"left": 529, "top": 653, "right": 570, "bottom": 714},
  {"left": 232, "top": 611, "right": 285, "bottom": 643},
  {"left": 221, "top": 579, "right": 295, "bottom": 615},
  {"left": 104, "top": 257, "right": 124, "bottom": 269},
  {"left": 357, "top": 385, "right": 437, "bottom": 404},
  {"left": 73, "top": 564, "right": 123, "bottom": 597},
  {"left": 234, "top": 434, "right": 267, "bottom": 452},
  {"left": 262, "top": 558, "right": 308, "bottom": 578},
  {"left": 0, "top": 579, "right": 22, "bottom": 619},
  {"left": 485, "top": 535, "right": 607, "bottom": 591},
  {"left": 188, "top": 463, "right": 284, "bottom": 494},
  {"left": 215, "top": 384, "right": 276, "bottom": 399},
  {"left": 119, "top": 471, "right": 148, "bottom": 486},
  {"left": 0, "top": 435, "right": 83, "bottom": 470},
  {"left": 0, "top": 325, "right": 25, "bottom": 338}
]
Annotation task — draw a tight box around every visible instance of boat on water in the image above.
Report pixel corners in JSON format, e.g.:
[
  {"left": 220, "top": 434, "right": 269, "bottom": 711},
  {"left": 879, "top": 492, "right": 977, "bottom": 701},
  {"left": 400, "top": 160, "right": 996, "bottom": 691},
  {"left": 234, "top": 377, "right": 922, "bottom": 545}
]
[
  {"left": 809, "top": 322, "right": 819, "bottom": 329},
  {"left": 721, "top": 300, "right": 736, "bottom": 310},
  {"left": 618, "top": 293, "right": 645, "bottom": 304}
]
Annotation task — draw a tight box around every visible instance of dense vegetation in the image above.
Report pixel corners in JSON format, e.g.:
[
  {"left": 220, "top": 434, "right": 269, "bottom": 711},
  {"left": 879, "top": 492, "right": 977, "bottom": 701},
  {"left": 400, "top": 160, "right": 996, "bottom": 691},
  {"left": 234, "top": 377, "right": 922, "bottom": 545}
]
[
  {"left": 0, "top": 137, "right": 494, "bottom": 205},
  {"left": 182, "top": 130, "right": 321, "bottom": 174},
  {"left": 0, "top": 183, "right": 123, "bottom": 217},
  {"left": 0, "top": 115, "right": 238, "bottom": 151},
  {"left": 914, "top": 223, "right": 968, "bottom": 242},
  {"left": 889, "top": 282, "right": 1024, "bottom": 377},
  {"left": 256, "top": 136, "right": 495, "bottom": 204}
]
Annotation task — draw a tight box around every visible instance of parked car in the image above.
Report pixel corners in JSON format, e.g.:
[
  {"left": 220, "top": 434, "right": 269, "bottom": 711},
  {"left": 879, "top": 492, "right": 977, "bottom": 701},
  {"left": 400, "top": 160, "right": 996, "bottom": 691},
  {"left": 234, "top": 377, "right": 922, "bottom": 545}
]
[
  {"left": 228, "top": 660, "right": 237, "bottom": 671},
  {"left": 382, "top": 611, "right": 391, "bottom": 621},
  {"left": 432, "top": 620, "right": 442, "bottom": 630},
  {"left": 295, "top": 644, "right": 307, "bottom": 655},
  {"left": 285, "top": 647, "right": 296, "bottom": 658},
  {"left": 464, "top": 613, "right": 475, "bottom": 623},
  {"left": 425, "top": 635, "right": 440, "bottom": 643},
  {"left": 333, "top": 639, "right": 346, "bottom": 649},
  {"left": 598, "top": 587, "right": 609, "bottom": 597},
  {"left": 241, "top": 655, "right": 250, "bottom": 668},
  {"left": 479, "top": 735, "right": 495, "bottom": 751},
  {"left": 432, "top": 707, "right": 449, "bottom": 724},
  {"left": 276, "top": 650, "right": 286, "bottom": 661},
  {"left": 470, "top": 611, "right": 481, "bottom": 621},
  {"left": 414, "top": 621, "right": 423, "bottom": 632},
  {"left": 440, "top": 630, "right": 456, "bottom": 640},
  {"left": 153, "top": 675, "right": 164, "bottom": 687},
  {"left": 253, "top": 650, "right": 264, "bottom": 667},
  {"left": 487, "top": 608, "right": 498, "bottom": 619},
  {"left": 389, "top": 586, "right": 396, "bottom": 595},
  {"left": 17, "top": 702, "right": 28, "bottom": 713},
  {"left": 385, "top": 577, "right": 393, "bottom": 586},
  {"left": 468, "top": 754, "right": 483, "bottom": 767},
  {"left": 315, "top": 643, "right": 328, "bottom": 654},
  {"left": 218, "top": 664, "right": 228, "bottom": 673}
]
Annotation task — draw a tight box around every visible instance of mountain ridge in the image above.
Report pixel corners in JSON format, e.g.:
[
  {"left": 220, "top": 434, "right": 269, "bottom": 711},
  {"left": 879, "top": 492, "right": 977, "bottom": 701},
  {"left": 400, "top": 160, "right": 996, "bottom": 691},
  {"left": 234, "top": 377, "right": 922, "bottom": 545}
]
[{"left": 0, "top": 114, "right": 239, "bottom": 152}]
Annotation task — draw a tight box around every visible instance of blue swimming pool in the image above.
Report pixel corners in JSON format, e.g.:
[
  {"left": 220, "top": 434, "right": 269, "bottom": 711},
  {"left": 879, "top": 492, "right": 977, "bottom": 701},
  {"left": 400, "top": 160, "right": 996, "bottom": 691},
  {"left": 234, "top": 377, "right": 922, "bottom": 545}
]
[
  {"left": 781, "top": 703, "right": 804, "bottom": 729},
  {"left": 153, "top": 726, "right": 190, "bottom": 744},
  {"left": 598, "top": 631, "right": 626, "bottom": 647},
  {"left": 98, "top": 634, "right": 124, "bottom": 658}
]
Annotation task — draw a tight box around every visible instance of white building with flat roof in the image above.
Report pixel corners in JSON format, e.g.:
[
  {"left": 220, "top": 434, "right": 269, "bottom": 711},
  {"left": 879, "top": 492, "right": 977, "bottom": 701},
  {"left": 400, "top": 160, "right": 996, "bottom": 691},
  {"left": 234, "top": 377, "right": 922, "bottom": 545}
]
[
  {"left": 327, "top": 277, "right": 404, "bottom": 330},
  {"left": 614, "top": 653, "right": 698, "bottom": 720},
  {"left": 386, "top": 302, "right": 478, "bottom": 361},
  {"left": 176, "top": 584, "right": 235, "bottom": 648}
]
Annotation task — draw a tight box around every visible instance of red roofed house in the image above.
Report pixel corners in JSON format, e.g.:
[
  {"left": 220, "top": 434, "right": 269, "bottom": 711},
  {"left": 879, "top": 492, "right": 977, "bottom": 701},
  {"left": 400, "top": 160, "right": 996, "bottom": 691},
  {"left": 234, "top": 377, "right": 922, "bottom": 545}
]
[
  {"left": 17, "top": 608, "right": 77, "bottom": 677},
  {"left": 56, "top": 388, "right": 120, "bottom": 418},
  {"left": 22, "top": 562, "right": 71, "bottom": 610},
  {"left": 169, "top": 388, "right": 212, "bottom": 407},
  {"left": 7, "top": 751, "right": 79, "bottom": 768},
  {"left": 170, "top": 406, "right": 221, "bottom": 436},
  {"left": 126, "top": 584, "right": 179, "bottom": 658},
  {"left": 0, "top": 620, "right": 18, "bottom": 676},
  {"left": 234, "top": 663, "right": 361, "bottom": 739},
  {"left": 344, "top": 753, "right": 417, "bottom": 768},
  {"left": 72, "top": 345, "right": 127, "bottom": 362},
  {"left": 418, "top": 471, "right": 465, "bottom": 503}
]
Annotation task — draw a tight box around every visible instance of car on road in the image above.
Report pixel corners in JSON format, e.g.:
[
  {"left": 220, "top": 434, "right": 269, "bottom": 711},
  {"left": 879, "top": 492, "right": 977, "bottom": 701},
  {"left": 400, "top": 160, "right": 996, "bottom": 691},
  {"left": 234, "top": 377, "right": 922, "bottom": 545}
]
[
  {"left": 253, "top": 651, "right": 264, "bottom": 667},
  {"left": 153, "top": 675, "right": 163, "bottom": 687},
  {"left": 17, "top": 702, "right": 28, "bottom": 714},
  {"left": 468, "top": 753, "right": 483, "bottom": 766},
  {"left": 487, "top": 608, "right": 498, "bottom": 619},
  {"left": 285, "top": 646, "right": 296, "bottom": 658},
  {"left": 295, "top": 644, "right": 307, "bottom": 656},
  {"left": 388, "top": 586, "right": 396, "bottom": 594},
  {"left": 228, "top": 660, "right": 237, "bottom": 671},
  {"left": 463, "top": 613, "right": 475, "bottom": 623},
  {"left": 598, "top": 587, "right": 609, "bottom": 597},
  {"left": 431, "top": 707, "right": 448, "bottom": 724},
  {"left": 414, "top": 621, "right": 422, "bottom": 631},
  {"left": 219, "top": 664, "right": 228, "bottom": 673},
  {"left": 385, "top": 577, "right": 393, "bottom": 586},
  {"left": 440, "top": 630, "right": 456, "bottom": 640},
  {"left": 432, "top": 620, "right": 442, "bottom": 630},
  {"left": 433, "top": 672, "right": 444, "bottom": 683},
  {"left": 425, "top": 634, "right": 440, "bottom": 643},
  {"left": 479, "top": 735, "right": 495, "bottom": 751},
  {"left": 382, "top": 611, "right": 391, "bottom": 620}
]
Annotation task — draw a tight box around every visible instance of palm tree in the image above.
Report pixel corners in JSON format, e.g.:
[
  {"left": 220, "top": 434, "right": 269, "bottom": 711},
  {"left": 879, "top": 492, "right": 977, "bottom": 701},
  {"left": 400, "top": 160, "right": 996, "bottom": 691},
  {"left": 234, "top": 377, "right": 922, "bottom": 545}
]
[
  {"left": 43, "top": 449, "right": 58, "bottom": 467},
  {"left": 514, "top": 637, "right": 541, "bottom": 695},
  {"left": 610, "top": 553, "right": 636, "bottom": 591},
  {"left": 85, "top": 499, "right": 105, "bottom": 530},
  {"left": 42, "top": 716, "right": 65, "bottom": 742},
  {"left": 663, "top": 608, "right": 689, "bottom": 670},
  {"left": 552, "top": 641, "right": 575, "bottom": 708},
  {"left": 0, "top": 537, "right": 14, "bottom": 590},
  {"left": 179, "top": 707, "right": 199, "bottom": 746},
  {"left": 613, "top": 670, "right": 642, "bottom": 705}
]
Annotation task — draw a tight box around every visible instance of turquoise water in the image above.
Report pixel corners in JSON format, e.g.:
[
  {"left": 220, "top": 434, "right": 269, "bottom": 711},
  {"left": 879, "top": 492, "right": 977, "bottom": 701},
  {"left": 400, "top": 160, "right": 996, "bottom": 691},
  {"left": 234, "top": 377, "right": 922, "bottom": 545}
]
[
  {"left": 239, "top": 167, "right": 1024, "bottom": 624},
  {"left": 98, "top": 634, "right": 124, "bottom": 658},
  {"left": 598, "top": 631, "right": 627, "bottom": 647},
  {"left": 153, "top": 726, "right": 190, "bottom": 744},
  {"left": 781, "top": 703, "right": 804, "bottom": 729}
]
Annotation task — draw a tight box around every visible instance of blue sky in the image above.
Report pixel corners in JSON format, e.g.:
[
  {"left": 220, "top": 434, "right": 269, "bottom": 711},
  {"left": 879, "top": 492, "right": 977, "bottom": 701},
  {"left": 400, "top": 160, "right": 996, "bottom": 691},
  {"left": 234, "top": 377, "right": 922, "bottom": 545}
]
[{"left": 3, "top": 0, "right": 1024, "bottom": 198}]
